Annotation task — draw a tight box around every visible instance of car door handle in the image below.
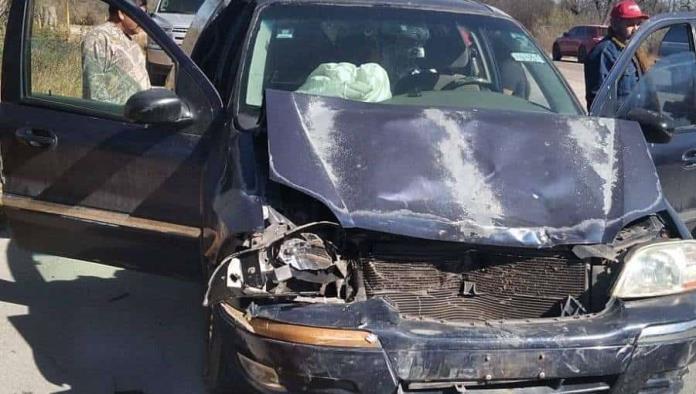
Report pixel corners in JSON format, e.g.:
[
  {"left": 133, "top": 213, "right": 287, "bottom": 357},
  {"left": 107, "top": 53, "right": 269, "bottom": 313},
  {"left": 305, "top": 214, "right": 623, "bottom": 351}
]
[
  {"left": 682, "top": 148, "right": 696, "bottom": 169},
  {"left": 15, "top": 127, "right": 58, "bottom": 149}
]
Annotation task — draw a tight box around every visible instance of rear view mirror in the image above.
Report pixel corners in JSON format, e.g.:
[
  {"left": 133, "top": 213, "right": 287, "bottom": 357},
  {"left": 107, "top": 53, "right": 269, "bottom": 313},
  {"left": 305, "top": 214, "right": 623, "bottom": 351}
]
[
  {"left": 124, "top": 88, "right": 187, "bottom": 124},
  {"left": 625, "top": 108, "right": 674, "bottom": 144},
  {"left": 563, "top": 32, "right": 569, "bottom": 37}
]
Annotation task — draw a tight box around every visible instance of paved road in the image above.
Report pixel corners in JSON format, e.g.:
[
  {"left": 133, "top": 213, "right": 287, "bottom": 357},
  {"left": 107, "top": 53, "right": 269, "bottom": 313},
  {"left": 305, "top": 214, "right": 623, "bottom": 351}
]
[
  {"left": 554, "top": 59, "right": 586, "bottom": 108},
  {"left": 0, "top": 228, "right": 207, "bottom": 393}
]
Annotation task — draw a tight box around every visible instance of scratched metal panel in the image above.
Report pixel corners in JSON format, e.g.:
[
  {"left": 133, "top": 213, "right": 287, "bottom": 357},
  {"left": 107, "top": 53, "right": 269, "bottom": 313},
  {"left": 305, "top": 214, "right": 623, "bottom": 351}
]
[{"left": 265, "top": 90, "right": 665, "bottom": 247}]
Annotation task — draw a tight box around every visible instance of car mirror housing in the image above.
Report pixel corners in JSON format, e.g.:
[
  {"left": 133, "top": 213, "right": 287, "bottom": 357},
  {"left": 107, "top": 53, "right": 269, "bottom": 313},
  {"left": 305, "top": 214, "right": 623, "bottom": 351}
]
[
  {"left": 563, "top": 32, "right": 569, "bottom": 37},
  {"left": 124, "top": 88, "right": 187, "bottom": 125},
  {"left": 625, "top": 108, "right": 674, "bottom": 144}
]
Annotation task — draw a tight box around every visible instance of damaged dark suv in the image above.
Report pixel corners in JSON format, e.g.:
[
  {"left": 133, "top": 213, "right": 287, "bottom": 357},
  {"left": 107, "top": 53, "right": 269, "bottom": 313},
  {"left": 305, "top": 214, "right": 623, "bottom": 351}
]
[{"left": 3, "top": 0, "right": 696, "bottom": 392}]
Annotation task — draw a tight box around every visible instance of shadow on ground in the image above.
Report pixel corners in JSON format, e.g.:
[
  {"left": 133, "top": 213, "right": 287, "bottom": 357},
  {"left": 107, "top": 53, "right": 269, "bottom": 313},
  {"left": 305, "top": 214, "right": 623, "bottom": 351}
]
[{"left": 0, "top": 228, "right": 207, "bottom": 393}]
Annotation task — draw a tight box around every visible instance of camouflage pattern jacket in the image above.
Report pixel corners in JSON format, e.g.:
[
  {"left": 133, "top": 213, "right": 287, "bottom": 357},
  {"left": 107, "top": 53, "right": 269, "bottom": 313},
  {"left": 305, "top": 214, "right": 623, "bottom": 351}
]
[{"left": 82, "top": 22, "right": 151, "bottom": 105}]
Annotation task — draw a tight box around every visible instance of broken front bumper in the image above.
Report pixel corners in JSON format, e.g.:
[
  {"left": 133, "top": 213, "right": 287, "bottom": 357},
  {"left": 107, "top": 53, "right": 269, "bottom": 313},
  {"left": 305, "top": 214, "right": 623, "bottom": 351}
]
[{"left": 215, "top": 292, "right": 696, "bottom": 393}]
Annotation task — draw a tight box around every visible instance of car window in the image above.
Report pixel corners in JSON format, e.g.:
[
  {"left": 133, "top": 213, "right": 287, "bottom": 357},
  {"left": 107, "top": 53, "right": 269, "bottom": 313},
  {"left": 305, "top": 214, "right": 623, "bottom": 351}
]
[
  {"left": 659, "top": 24, "right": 691, "bottom": 57},
  {"left": 663, "top": 24, "right": 689, "bottom": 43},
  {"left": 26, "top": 0, "right": 175, "bottom": 117},
  {"left": 598, "top": 27, "right": 608, "bottom": 37},
  {"left": 616, "top": 24, "right": 696, "bottom": 129},
  {"left": 639, "top": 24, "right": 692, "bottom": 71},
  {"left": 241, "top": 5, "right": 580, "bottom": 116},
  {"left": 158, "top": 0, "right": 206, "bottom": 14}
]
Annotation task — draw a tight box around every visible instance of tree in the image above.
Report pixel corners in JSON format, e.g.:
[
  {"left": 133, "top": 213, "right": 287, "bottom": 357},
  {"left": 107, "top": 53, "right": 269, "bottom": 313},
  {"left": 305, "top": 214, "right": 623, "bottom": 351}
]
[
  {"left": 480, "top": 0, "right": 556, "bottom": 31},
  {"left": 675, "top": 0, "right": 696, "bottom": 10},
  {"left": 561, "top": 0, "right": 670, "bottom": 23}
]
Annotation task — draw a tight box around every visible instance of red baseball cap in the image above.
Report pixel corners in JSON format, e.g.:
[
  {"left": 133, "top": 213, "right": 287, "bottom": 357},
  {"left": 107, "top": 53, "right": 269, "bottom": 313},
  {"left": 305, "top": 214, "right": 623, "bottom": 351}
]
[{"left": 611, "top": 0, "right": 649, "bottom": 20}]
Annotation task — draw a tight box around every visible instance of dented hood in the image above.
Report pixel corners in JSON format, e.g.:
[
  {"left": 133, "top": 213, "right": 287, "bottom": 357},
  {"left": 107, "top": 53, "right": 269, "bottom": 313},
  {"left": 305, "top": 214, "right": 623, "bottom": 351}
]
[{"left": 265, "top": 90, "right": 665, "bottom": 247}]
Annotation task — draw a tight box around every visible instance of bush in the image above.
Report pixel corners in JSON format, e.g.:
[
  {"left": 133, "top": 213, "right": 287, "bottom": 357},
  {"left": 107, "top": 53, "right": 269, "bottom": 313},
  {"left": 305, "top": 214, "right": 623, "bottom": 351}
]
[{"left": 481, "top": 0, "right": 574, "bottom": 51}]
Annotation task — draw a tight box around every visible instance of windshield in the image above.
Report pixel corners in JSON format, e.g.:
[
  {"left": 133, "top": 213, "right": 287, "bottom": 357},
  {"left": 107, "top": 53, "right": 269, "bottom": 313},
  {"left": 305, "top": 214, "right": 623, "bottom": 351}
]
[
  {"left": 157, "top": 0, "right": 205, "bottom": 14},
  {"left": 241, "top": 5, "right": 581, "bottom": 115}
]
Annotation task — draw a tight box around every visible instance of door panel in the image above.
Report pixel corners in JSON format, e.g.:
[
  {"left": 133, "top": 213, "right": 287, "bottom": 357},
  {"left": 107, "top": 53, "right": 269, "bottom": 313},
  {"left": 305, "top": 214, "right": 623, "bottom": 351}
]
[
  {"left": 591, "top": 17, "right": 696, "bottom": 234},
  {"left": 650, "top": 130, "right": 696, "bottom": 233},
  {"left": 559, "top": 36, "right": 571, "bottom": 53},
  {"left": 7, "top": 208, "right": 202, "bottom": 277},
  {"left": 0, "top": 0, "right": 223, "bottom": 277},
  {"left": 1, "top": 104, "right": 202, "bottom": 225},
  {"left": 569, "top": 28, "right": 582, "bottom": 54},
  {"left": 562, "top": 28, "right": 579, "bottom": 53}
]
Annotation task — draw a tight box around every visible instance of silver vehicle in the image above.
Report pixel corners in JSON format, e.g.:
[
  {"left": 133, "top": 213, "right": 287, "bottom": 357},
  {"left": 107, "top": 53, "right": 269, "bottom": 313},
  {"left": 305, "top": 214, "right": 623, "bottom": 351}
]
[
  {"left": 147, "top": 0, "right": 205, "bottom": 84},
  {"left": 180, "top": 0, "right": 229, "bottom": 55}
]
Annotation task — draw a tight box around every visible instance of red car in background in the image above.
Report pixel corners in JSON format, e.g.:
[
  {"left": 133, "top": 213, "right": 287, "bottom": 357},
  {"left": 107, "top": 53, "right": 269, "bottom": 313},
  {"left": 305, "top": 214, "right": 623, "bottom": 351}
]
[{"left": 553, "top": 25, "right": 608, "bottom": 62}]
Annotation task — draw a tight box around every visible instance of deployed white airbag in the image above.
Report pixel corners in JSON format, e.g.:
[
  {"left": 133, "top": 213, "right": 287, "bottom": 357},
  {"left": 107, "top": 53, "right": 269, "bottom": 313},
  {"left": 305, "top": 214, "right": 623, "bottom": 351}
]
[{"left": 297, "top": 62, "right": 392, "bottom": 102}]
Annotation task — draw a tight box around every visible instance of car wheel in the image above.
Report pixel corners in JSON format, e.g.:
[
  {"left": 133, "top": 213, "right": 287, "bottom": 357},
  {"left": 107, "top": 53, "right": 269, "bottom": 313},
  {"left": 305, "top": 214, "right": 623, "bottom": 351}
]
[
  {"left": 552, "top": 44, "right": 562, "bottom": 61},
  {"left": 204, "top": 308, "right": 252, "bottom": 393},
  {"left": 577, "top": 46, "right": 587, "bottom": 63}
]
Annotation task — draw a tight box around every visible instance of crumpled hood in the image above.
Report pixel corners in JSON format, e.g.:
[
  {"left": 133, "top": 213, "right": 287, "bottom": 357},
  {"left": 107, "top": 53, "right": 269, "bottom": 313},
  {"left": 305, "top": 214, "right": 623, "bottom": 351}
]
[{"left": 265, "top": 90, "right": 665, "bottom": 247}]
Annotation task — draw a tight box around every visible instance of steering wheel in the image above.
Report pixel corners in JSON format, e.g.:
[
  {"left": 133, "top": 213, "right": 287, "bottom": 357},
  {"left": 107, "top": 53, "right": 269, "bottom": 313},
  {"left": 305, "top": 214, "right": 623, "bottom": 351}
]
[
  {"left": 392, "top": 69, "right": 439, "bottom": 96},
  {"left": 441, "top": 76, "right": 492, "bottom": 91}
]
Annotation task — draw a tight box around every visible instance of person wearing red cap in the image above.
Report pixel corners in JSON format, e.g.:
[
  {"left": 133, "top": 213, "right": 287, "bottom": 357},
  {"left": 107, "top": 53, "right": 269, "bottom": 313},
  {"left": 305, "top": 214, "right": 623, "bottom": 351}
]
[{"left": 584, "top": 0, "right": 649, "bottom": 111}]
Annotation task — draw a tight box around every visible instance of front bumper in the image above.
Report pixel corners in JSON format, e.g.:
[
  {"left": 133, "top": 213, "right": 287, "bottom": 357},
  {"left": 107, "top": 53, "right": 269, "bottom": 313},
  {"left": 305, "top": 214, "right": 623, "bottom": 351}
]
[{"left": 215, "top": 293, "right": 696, "bottom": 393}]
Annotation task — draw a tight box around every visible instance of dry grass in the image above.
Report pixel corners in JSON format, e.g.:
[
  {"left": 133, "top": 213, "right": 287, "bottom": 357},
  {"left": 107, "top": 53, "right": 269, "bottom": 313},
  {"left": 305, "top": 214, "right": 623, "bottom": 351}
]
[{"left": 30, "top": 30, "right": 82, "bottom": 97}]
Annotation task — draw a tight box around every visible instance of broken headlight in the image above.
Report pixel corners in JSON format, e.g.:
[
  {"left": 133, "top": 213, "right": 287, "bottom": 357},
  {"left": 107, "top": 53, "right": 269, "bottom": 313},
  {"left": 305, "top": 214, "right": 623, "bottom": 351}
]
[
  {"left": 201, "top": 217, "right": 355, "bottom": 307},
  {"left": 613, "top": 240, "right": 696, "bottom": 299}
]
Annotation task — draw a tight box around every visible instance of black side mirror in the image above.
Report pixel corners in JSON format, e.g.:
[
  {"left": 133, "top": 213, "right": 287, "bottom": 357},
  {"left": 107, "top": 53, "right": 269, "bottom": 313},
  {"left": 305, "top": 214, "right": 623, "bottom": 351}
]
[
  {"left": 124, "top": 88, "right": 188, "bottom": 124},
  {"left": 625, "top": 108, "right": 674, "bottom": 144},
  {"left": 563, "top": 32, "right": 570, "bottom": 37}
]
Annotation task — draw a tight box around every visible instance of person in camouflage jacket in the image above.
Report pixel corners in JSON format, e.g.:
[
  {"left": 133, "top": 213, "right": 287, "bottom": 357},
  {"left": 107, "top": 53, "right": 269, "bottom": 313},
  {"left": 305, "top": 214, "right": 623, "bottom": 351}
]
[{"left": 82, "top": 0, "right": 151, "bottom": 105}]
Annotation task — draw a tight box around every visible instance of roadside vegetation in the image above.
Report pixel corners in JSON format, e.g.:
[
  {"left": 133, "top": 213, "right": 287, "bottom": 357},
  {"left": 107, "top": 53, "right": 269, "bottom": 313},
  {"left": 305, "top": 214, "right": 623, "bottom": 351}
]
[
  {"left": 481, "top": 0, "right": 686, "bottom": 51},
  {"left": 0, "top": 1, "right": 107, "bottom": 97},
  {"left": 30, "top": 30, "right": 82, "bottom": 97}
]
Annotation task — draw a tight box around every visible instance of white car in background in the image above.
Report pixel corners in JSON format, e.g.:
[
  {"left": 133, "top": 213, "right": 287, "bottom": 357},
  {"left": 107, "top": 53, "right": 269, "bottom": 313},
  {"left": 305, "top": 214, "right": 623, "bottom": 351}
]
[{"left": 147, "top": 0, "right": 205, "bottom": 84}]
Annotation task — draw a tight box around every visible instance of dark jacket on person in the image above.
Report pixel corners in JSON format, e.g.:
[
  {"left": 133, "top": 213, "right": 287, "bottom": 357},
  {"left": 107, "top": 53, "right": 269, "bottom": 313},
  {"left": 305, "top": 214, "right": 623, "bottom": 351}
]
[{"left": 584, "top": 34, "right": 642, "bottom": 112}]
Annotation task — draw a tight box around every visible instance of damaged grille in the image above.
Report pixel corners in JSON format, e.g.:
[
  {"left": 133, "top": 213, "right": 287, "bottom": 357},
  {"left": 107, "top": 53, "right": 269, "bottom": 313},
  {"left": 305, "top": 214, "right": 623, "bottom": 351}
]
[{"left": 363, "top": 250, "right": 587, "bottom": 321}]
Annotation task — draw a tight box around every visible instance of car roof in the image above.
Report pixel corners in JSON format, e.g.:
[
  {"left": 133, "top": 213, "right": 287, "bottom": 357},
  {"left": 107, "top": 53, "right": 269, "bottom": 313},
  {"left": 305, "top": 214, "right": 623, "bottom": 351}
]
[{"left": 251, "top": 0, "right": 510, "bottom": 18}]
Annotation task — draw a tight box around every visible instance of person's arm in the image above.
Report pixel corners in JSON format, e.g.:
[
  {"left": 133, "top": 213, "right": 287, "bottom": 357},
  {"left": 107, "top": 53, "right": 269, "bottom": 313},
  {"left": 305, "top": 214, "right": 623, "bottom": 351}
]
[{"left": 82, "top": 31, "right": 113, "bottom": 102}]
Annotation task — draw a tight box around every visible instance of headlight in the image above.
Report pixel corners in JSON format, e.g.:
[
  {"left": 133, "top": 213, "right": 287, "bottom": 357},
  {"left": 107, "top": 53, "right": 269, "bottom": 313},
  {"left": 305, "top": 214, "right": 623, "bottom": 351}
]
[{"left": 613, "top": 240, "right": 696, "bottom": 299}]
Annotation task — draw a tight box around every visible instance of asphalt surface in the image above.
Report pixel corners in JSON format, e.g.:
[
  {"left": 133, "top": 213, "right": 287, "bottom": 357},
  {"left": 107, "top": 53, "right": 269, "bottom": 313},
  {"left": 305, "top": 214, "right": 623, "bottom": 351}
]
[
  {"left": 0, "top": 227, "right": 207, "bottom": 393},
  {"left": 554, "top": 59, "right": 586, "bottom": 108},
  {"left": 0, "top": 63, "right": 589, "bottom": 394}
]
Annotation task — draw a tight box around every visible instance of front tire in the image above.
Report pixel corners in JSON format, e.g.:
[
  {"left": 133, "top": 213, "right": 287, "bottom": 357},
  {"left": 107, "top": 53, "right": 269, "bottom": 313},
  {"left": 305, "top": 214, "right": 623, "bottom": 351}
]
[
  {"left": 204, "top": 308, "right": 249, "bottom": 393},
  {"left": 552, "top": 44, "right": 562, "bottom": 61}
]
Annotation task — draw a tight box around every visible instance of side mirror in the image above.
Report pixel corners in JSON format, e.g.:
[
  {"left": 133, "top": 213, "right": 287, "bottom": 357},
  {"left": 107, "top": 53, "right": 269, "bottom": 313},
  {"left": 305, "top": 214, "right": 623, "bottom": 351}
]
[
  {"left": 124, "top": 88, "right": 187, "bottom": 124},
  {"left": 563, "top": 32, "right": 570, "bottom": 37},
  {"left": 625, "top": 108, "right": 674, "bottom": 144}
]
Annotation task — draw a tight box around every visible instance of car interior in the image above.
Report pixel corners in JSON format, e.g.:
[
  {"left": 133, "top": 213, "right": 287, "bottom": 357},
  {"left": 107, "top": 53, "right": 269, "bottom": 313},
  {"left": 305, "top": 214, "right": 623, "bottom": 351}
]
[{"left": 247, "top": 18, "right": 560, "bottom": 111}]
